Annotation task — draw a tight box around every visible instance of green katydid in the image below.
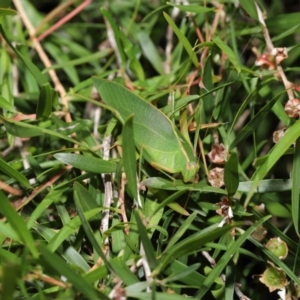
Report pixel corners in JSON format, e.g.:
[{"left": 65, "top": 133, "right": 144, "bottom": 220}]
[{"left": 93, "top": 78, "right": 199, "bottom": 182}]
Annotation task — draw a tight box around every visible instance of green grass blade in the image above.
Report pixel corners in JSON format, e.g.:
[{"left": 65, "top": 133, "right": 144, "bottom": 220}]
[
  {"left": 138, "top": 30, "right": 165, "bottom": 75},
  {"left": 167, "top": 2, "right": 215, "bottom": 13},
  {"left": 0, "top": 25, "right": 47, "bottom": 86},
  {"left": 38, "top": 245, "right": 109, "bottom": 300},
  {"left": 292, "top": 137, "right": 300, "bottom": 236},
  {"left": 74, "top": 182, "right": 101, "bottom": 221},
  {"left": 239, "top": 0, "right": 258, "bottom": 21},
  {"left": 245, "top": 119, "right": 300, "bottom": 207},
  {"left": 122, "top": 115, "right": 138, "bottom": 202},
  {"left": 212, "top": 36, "right": 242, "bottom": 73},
  {"left": 224, "top": 152, "right": 239, "bottom": 197},
  {"left": 134, "top": 209, "right": 158, "bottom": 270},
  {"left": 196, "top": 215, "right": 271, "bottom": 298},
  {"left": 163, "top": 12, "right": 198, "bottom": 68},
  {"left": 36, "top": 83, "right": 55, "bottom": 119},
  {"left": 0, "top": 190, "right": 39, "bottom": 258},
  {"left": 230, "top": 91, "right": 284, "bottom": 150},
  {"left": 54, "top": 153, "right": 117, "bottom": 174},
  {"left": 0, "top": 157, "right": 31, "bottom": 189}
]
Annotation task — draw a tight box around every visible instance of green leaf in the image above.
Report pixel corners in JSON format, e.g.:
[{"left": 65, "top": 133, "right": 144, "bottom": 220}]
[
  {"left": 0, "top": 115, "right": 79, "bottom": 143},
  {"left": 101, "top": 8, "right": 126, "bottom": 70},
  {"left": 292, "top": 137, "right": 300, "bottom": 236},
  {"left": 36, "top": 83, "right": 55, "bottom": 119},
  {"left": 38, "top": 245, "right": 109, "bottom": 300},
  {"left": 134, "top": 209, "right": 158, "bottom": 270},
  {"left": 122, "top": 115, "right": 138, "bottom": 202},
  {"left": 0, "top": 157, "right": 31, "bottom": 189},
  {"left": 138, "top": 31, "right": 165, "bottom": 75},
  {"left": 74, "top": 182, "right": 101, "bottom": 222},
  {"left": 0, "top": 191, "right": 39, "bottom": 258},
  {"left": 239, "top": 0, "right": 258, "bottom": 21},
  {"left": 230, "top": 91, "right": 285, "bottom": 150},
  {"left": 245, "top": 119, "right": 300, "bottom": 207},
  {"left": 54, "top": 153, "right": 117, "bottom": 174},
  {"left": 163, "top": 12, "right": 198, "bottom": 68},
  {"left": 0, "top": 25, "right": 48, "bottom": 86},
  {"left": 0, "top": 7, "right": 17, "bottom": 16},
  {"left": 167, "top": 2, "right": 215, "bottom": 14},
  {"left": 212, "top": 36, "right": 242, "bottom": 73},
  {"left": 224, "top": 152, "right": 239, "bottom": 197}
]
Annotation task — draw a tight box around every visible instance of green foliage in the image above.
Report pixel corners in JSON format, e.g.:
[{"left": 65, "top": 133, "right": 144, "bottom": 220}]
[{"left": 0, "top": 1, "right": 300, "bottom": 299}]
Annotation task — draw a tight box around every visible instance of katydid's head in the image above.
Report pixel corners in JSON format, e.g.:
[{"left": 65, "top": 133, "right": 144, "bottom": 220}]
[{"left": 183, "top": 161, "right": 199, "bottom": 182}]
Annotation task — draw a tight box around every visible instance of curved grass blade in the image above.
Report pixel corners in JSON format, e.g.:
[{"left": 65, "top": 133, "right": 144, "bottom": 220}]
[
  {"left": 54, "top": 153, "right": 117, "bottom": 174},
  {"left": 0, "top": 191, "right": 39, "bottom": 258},
  {"left": 196, "top": 215, "right": 271, "bottom": 298},
  {"left": 245, "top": 119, "right": 300, "bottom": 207},
  {"left": 0, "top": 115, "right": 78, "bottom": 143},
  {"left": 167, "top": 2, "right": 215, "bottom": 14},
  {"left": 224, "top": 152, "right": 239, "bottom": 197},
  {"left": 292, "top": 137, "right": 300, "bottom": 236},
  {"left": 38, "top": 245, "right": 109, "bottom": 300},
  {"left": 0, "top": 25, "right": 47, "bottom": 86},
  {"left": 212, "top": 36, "right": 242, "bottom": 73},
  {"left": 163, "top": 12, "right": 198, "bottom": 68},
  {"left": 134, "top": 209, "right": 158, "bottom": 270},
  {"left": 122, "top": 115, "right": 138, "bottom": 203},
  {"left": 0, "top": 157, "right": 31, "bottom": 189},
  {"left": 230, "top": 91, "right": 285, "bottom": 150},
  {"left": 36, "top": 83, "right": 55, "bottom": 119}
]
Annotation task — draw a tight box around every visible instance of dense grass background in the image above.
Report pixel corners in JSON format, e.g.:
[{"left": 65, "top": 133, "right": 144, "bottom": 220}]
[{"left": 1, "top": 0, "right": 300, "bottom": 299}]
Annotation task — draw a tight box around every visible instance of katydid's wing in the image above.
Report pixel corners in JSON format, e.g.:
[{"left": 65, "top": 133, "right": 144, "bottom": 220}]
[{"left": 93, "top": 78, "right": 198, "bottom": 181}]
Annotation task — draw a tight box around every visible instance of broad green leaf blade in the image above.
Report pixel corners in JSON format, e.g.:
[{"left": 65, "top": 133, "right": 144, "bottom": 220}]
[
  {"left": 122, "top": 115, "right": 138, "bottom": 202},
  {"left": 74, "top": 182, "right": 101, "bottom": 222},
  {"left": 54, "top": 153, "right": 117, "bottom": 174},
  {"left": 0, "top": 25, "right": 47, "bottom": 86},
  {"left": 93, "top": 78, "right": 198, "bottom": 182},
  {"left": 292, "top": 137, "right": 300, "bottom": 236},
  {"left": 239, "top": 0, "right": 258, "bottom": 21},
  {"left": 163, "top": 12, "right": 198, "bottom": 68},
  {"left": 245, "top": 119, "right": 300, "bottom": 207},
  {"left": 0, "top": 157, "right": 31, "bottom": 189},
  {"left": 196, "top": 215, "right": 271, "bottom": 298},
  {"left": 0, "top": 191, "right": 39, "bottom": 258},
  {"left": 36, "top": 83, "right": 55, "bottom": 119},
  {"left": 224, "top": 152, "right": 239, "bottom": 197},
  {"left": 212, "top": 36, "right": 241, "bottom": 73},
  {"left": 38, "top": 245, "right": 109, "bottom": 300}
]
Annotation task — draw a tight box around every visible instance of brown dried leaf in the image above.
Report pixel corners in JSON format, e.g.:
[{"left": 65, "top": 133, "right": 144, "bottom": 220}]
[
  {"left": 207, "top": 143, "right": 227, "bottom": 164},
  {"left": 285, "top": 99, "right": 300, "bottom": 118},
  {"left": 271, "top": 47, "right": 288, "bottom": 65},
  {"left": 273, "top": 128, "right": 286, "bottom": 143},
  {"left": 208, "top": 167, "right": 224, "bottom": 188}
]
